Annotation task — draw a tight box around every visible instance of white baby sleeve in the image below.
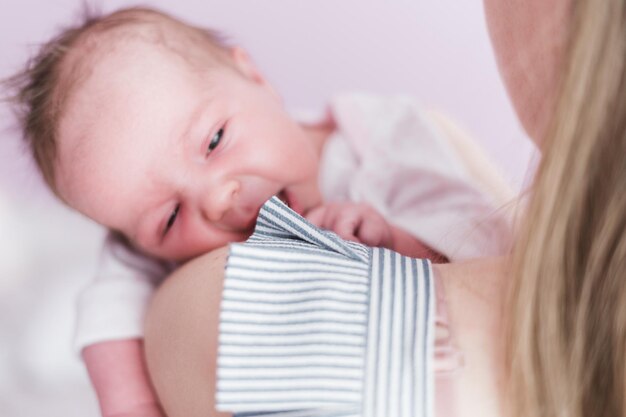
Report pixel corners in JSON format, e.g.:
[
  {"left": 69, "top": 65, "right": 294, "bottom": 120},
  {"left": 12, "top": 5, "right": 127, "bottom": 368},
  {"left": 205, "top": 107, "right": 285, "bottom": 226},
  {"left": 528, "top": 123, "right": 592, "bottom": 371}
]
[
  {"left": 73, "top": 232, "right": 171, "bottom": 354},
  {"left": 322, "top": 94, "right": 512, "bottom": 260}
]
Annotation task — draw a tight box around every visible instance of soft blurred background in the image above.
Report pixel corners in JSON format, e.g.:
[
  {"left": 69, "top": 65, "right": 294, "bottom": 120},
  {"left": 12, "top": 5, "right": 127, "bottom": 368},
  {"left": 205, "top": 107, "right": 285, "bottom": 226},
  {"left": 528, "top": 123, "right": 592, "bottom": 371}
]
[{"left": 0, "top": 1, "right": 535, "bottom": 416}]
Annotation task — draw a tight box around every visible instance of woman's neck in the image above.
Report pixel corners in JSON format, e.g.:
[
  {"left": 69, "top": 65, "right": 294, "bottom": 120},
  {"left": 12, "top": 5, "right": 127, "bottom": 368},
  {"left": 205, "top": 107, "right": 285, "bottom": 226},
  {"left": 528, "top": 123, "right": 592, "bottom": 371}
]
[{"left": 432, "top": 256, "right": 510, "bottom": 417}]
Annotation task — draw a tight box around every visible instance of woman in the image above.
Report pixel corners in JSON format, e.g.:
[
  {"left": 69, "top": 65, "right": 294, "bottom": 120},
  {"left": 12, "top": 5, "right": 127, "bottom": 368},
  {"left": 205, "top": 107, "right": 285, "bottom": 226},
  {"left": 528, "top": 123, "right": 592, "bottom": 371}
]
[{"left": 144, "top": 0, "right": 626, "bottom": 416}]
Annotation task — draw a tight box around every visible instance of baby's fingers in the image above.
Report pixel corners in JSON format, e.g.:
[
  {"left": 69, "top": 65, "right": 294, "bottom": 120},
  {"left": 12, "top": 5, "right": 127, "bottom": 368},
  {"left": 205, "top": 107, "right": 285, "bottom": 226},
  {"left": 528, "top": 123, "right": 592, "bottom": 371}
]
[
  {"left": 305, "top": 206, "right": 328, "bottom": 227},
  {"left": 357, "top": 218, "right": 389, "bottom": 248},
  {"left": 333, "top": 211, "right": 362, "bottom": 243}
]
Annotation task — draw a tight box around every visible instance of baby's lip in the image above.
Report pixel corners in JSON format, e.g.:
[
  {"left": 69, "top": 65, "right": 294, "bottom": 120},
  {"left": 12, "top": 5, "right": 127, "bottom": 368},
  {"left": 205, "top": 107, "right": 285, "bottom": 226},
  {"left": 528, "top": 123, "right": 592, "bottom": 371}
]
[
  {"left": 219, "top": 194, "right": 270, "bottom": 232},
  {"left": 222, "top": 188, "right": 290, "bottom": 232},
  {"left": 278, "top": 188, "right": 302, "bottom": 214},
  {"left": 277, "top": 189, "right": 289, "bottom": 206},
  {"left": 220, "top": 207, "right": 260, "bottom": 232}
]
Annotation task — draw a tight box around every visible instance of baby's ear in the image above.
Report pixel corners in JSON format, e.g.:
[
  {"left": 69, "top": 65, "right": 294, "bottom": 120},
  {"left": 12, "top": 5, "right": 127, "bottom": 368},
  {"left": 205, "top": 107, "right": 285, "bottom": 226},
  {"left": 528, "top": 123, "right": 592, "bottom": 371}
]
[
  {"left": 230, "top": 47, "right": 264, "bottom": 83},
  {"left": 229, "top": 47, "right": 280, "bottom": 100}
]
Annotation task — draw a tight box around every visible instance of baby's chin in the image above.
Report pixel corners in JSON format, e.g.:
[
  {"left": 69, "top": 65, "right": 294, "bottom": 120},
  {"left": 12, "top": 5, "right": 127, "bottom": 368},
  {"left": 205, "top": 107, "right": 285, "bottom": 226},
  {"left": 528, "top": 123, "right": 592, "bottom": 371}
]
[{"left": 157, "top": 231, "right": 257, "bottom": 264}]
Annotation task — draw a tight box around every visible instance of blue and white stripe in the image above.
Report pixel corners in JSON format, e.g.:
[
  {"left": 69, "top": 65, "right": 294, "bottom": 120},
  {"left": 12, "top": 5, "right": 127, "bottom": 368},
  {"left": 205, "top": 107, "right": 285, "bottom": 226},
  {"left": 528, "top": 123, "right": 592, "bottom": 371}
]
[{"left": 216, "top": 197, "right": 435, "bottom": 417}]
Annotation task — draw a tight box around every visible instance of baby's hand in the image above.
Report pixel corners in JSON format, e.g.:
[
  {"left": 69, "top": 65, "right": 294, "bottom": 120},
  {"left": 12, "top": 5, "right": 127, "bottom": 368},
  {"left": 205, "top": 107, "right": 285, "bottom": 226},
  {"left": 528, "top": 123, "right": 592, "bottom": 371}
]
[{"left": 306, "top": 202, "right": 393, "bottom": 248}]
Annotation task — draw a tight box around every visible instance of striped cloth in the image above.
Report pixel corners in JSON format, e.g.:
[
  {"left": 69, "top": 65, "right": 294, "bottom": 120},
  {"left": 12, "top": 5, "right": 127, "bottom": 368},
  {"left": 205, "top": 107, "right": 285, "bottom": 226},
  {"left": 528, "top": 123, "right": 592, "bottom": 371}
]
[{"left": 216, "top": 197, "right": 435, "bottom": 417}]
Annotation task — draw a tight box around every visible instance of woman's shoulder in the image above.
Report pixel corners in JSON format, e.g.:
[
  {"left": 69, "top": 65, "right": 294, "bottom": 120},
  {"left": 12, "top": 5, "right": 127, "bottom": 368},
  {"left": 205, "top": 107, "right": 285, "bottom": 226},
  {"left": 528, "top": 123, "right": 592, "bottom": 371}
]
[
  {"left": 149, "top": 246, "right": 230, "bottom": 332},
  {"left": 166, "top": 246, "right": 230, "bottom": 283}
]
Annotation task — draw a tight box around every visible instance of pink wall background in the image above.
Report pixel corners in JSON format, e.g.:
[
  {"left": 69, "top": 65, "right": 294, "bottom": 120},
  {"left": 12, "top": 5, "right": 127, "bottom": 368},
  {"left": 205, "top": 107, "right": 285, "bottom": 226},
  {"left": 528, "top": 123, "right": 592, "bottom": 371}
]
[{"left": 0, "top": 1, "right": 535, "bottom": 416}]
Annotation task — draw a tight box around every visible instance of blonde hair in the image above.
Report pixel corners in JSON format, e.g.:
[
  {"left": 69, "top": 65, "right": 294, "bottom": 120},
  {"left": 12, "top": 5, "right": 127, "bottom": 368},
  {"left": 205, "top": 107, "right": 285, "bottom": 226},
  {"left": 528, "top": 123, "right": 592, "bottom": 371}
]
[
  {"left": 4, "top": 6, "right": 228, "bottom": 195},
  {"left": 507, "top": 0, "right": 626, "bottom": 416}
]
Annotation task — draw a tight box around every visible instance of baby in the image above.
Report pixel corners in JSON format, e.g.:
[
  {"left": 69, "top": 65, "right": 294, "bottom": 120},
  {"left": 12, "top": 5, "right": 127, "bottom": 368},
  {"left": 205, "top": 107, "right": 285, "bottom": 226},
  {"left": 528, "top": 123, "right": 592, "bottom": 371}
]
[{"left": 8, "top": 7, "right": 511, "bottom": 417}]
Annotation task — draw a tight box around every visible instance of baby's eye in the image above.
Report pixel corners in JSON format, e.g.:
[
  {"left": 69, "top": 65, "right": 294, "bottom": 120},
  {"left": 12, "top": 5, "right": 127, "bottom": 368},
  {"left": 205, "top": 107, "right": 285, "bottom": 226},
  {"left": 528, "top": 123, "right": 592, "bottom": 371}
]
[
  {"left": 163, "top": 204, "right": 180, "bottom": 237},
  {"left": 206, "top": 127, "right": 224, "bottom": 155}
]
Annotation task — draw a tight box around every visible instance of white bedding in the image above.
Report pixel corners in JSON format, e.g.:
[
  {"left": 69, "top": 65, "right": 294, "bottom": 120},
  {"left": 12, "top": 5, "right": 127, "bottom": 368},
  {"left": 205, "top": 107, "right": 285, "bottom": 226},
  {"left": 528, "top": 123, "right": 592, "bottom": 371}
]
[{"left": 0, "top": 191, "right": 103, "bottom": 417}]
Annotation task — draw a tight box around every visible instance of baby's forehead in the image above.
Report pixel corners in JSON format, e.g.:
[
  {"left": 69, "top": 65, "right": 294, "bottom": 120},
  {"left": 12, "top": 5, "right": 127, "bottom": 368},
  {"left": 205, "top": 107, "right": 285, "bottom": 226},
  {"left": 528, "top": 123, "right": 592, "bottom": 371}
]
[
  {"left": 61, "top": 10, "right": 233, "bottom": 101},
  {"left": 54, "top": 37, "right": 194, "bottom": 224},
  {"left": 56, "top": 13, "right": 231, "bottom": 151},
  {"left": 55, "top": 18, "right": 209, "bottom": 194},
  {"left": 65, "top": 16, "right": 211, "bottom": 81}
]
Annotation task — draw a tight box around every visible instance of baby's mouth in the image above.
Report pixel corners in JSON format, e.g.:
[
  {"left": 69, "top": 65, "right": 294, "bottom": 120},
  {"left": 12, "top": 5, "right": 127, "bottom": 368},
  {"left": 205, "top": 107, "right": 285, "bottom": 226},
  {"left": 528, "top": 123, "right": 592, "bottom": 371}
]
[
  {"left": 277, "top": 189, "right": 292, "bottom": 208},
  {"left": 277, "top": 188, "right": 304, "bottom": 215}
]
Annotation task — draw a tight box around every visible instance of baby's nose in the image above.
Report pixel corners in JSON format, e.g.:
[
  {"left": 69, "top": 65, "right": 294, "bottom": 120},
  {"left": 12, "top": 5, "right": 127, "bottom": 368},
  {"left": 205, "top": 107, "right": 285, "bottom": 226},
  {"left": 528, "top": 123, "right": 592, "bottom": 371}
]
[{"left": 201, "top": 180, "right": 240, "bottom": 223}]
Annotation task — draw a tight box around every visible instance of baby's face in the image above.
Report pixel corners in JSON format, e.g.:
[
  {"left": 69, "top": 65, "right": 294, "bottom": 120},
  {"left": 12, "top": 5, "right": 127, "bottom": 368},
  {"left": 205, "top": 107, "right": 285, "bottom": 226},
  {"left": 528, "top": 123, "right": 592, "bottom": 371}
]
[{"left": 57, "top": 40, "right": 321, "bottom": 261}]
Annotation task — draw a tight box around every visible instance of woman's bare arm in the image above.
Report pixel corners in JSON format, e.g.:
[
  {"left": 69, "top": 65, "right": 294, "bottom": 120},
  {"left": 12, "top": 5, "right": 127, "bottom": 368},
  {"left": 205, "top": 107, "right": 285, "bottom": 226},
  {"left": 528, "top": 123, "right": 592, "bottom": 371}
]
[
  {"left": 143, "top": 246, "right": 231, "bottom": 417},
  {"left": 144, "top": 243, "right": 508, "bottom": 417}
]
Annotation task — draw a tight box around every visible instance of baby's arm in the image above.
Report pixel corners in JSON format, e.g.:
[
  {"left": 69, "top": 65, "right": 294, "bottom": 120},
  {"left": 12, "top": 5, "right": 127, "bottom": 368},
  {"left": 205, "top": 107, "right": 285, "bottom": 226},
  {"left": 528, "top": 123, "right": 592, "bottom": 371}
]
[
  {"left": 389, "top": 220, "right": 448, "bottom": 261},
  {"left": 77, "top": 233, "right": 172, "bottom": 417},
  {"left": 306, "top": 202, "right": 447, "bottom": 261},
  {"left": 83, "top": 340, "right": 163, "bottom": 417}
]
